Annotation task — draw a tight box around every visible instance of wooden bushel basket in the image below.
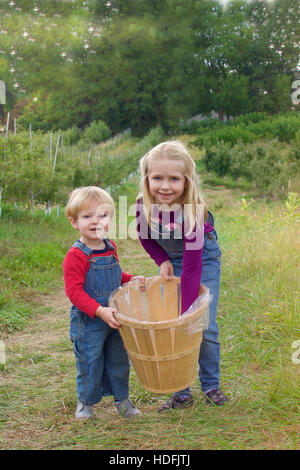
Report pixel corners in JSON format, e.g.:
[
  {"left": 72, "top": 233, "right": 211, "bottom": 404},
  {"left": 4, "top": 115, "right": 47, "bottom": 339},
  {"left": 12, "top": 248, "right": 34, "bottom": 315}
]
[{"left": 109, "top": 276, "right": 209, "bottom": 394}]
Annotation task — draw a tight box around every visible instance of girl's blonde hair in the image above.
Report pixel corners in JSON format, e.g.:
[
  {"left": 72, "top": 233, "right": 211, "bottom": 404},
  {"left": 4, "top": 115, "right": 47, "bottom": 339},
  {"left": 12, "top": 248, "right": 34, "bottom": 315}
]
[
  {"left": 138, "top": 140, "right": 207, "bottom": 234},
  {"left": 65, "top": 186, "right": 115, "bottom": 220}
]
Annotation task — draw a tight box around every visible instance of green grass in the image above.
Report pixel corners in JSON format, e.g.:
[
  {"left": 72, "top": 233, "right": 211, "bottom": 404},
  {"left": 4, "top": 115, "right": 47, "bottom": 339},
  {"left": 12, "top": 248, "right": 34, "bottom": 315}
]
[
  {"left": 0, "top": 205, "right": 75, "bottom": 331},
  {"left": 0, "top": 143, "right": 299, "bottom": 449},
  {"left": 201, "top": 172, "right": 252, "bottom": 191}
]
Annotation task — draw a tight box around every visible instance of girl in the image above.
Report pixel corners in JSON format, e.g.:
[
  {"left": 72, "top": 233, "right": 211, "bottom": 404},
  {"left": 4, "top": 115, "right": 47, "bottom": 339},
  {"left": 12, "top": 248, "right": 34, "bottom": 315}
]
[
  {"left": 136, "top": 140, "right": 228, "bottom": 411},
  {"left": 64, "top": 186, "right": 144, "bottom": 419}
]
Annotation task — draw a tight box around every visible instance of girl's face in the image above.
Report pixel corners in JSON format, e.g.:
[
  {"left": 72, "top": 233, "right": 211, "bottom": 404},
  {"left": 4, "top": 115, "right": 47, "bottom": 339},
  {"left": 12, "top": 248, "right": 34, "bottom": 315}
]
[
  {"left": 69, "top": 201, "right": 111, "bottom": 248},
  {"left": 148, "top": 158, "right": 186, "bottom": 206}
]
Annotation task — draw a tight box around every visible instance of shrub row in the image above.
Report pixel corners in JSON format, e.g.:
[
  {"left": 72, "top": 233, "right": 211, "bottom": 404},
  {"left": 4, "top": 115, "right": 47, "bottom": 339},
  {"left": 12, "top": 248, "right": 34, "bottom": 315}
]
[
  {"left": 0, "top": 126, "right": 163, "bottom": 209},
  {"left": 203, "top": 139, "right": 299, "bottom": 193},
  {"left": 62, "top": 120, "right": 112, "bottom": 147},
  {"left": 193, "top": 112, "right": 300, "bottom": 148}
]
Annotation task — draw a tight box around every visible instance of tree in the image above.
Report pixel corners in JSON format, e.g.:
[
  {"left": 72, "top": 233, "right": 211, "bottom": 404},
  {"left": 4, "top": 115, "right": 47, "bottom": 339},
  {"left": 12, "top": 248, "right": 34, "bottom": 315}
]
[
  {"left": 246, "top": 0, "right": 299, "bottom": 112},
  {"left": 1, "top": 0, "right": 299, "bottom": 135}
]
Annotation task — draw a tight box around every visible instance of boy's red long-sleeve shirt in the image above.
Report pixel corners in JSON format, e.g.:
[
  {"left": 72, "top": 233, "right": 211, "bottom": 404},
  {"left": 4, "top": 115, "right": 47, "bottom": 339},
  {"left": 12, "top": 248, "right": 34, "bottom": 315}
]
[{"left": 63, "top": 240, "right": 133, "bottom": 318}]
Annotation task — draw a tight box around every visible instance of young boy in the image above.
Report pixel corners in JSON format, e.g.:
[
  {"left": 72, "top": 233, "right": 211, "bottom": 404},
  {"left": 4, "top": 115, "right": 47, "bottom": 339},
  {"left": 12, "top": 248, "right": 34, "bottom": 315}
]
[{"left": 63, "top": 186, "right": 144, "bottom": 419}]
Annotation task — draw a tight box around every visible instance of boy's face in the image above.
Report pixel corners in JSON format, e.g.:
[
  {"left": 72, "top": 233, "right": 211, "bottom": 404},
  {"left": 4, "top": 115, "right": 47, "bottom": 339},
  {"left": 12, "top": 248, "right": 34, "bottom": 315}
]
[{"left": 69, "top": 201, "right": 111, "bottom": 245}]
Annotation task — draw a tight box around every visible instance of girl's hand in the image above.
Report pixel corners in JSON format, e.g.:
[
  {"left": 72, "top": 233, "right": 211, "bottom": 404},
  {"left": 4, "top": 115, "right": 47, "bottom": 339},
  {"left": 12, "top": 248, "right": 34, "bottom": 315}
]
[
  {"left": 95, "top": 306, "right": 121, "bottom": 329},
  {"left": 160, "top": 260, "right": 174, "bottom": 280},
  {"left": 131, "top": 275, "right": 146, "bottom": 291}
]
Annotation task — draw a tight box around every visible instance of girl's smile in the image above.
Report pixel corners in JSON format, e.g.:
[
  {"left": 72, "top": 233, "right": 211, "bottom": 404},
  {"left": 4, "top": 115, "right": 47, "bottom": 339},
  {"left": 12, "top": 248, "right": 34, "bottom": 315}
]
[{"left": 148, "top": 159, "right": 186, "bottom": 206}]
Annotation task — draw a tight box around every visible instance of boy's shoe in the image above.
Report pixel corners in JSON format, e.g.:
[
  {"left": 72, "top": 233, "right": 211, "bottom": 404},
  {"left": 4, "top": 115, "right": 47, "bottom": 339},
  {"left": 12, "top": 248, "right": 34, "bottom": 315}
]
[
  {"left": 157, "top": 394, "right": 194, "bottom": 412},
  {"left": 204, "top": 389, "right": 229, "bottom": 406},
  {"left": 115, "top": 399, "right": 142, "bottom": 418},
  {"left": 75, "top": 401, "right": 95, "bottom": 420}
]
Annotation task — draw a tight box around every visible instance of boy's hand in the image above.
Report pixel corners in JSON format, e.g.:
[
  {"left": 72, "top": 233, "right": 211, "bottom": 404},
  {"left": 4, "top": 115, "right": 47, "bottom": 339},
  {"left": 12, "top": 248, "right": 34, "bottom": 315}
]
[
  {"left": 131, "top": 275, "right": 146, "bottom": 291},
  {"left": 159, "top": 260, "right": 174, "bottom": 280},
  {"left": 95, "top": 306, "right": 121, "bottom": 329}
]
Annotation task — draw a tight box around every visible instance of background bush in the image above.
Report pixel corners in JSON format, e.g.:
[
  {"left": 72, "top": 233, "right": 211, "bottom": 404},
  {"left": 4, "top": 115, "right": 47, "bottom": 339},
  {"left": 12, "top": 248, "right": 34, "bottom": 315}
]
[
  {"left": 80, "top": 120, "right": 112, "bottom": 146},
  {"left": 203, "top": 139, "right": 298, "bottom": 193},
  {"left": 193, "top": 112, "right": 300, "bottom": 149},
  {"left": 193, "top": 111, "right": 300, "bottom": 194},
  {"left": 62, "top": 126, "right": 82, "bottom": 146},
  {"left": 0, "top": 126, "right": 163, "bottom": 209}
]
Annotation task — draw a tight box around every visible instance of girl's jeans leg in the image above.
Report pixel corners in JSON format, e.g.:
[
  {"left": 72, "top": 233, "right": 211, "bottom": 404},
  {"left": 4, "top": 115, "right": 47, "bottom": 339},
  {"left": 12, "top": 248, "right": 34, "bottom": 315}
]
[{"left": 199, "top": 231, "right": 221, "bottom": 393}]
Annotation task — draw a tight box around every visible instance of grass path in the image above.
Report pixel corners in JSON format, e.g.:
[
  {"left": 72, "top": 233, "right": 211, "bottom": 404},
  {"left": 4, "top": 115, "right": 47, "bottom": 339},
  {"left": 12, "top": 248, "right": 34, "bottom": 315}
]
[{"left": 0, "top": 288, "right": 74, "bottom": 449}]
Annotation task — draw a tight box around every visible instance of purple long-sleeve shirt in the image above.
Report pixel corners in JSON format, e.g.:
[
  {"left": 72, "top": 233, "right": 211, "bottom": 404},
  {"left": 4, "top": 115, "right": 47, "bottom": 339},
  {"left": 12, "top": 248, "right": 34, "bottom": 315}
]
[{"left": 136, "top": 200, "right": 214, "bottom": 313}]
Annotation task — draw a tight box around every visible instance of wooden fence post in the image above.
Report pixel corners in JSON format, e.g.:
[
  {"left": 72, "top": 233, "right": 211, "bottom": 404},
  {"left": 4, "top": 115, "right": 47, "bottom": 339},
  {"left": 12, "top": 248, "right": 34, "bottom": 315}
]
[
  {"left": 50, "top": 133, "right": 52, "bottom": 162},
  {"left": 52, "top": 134, "right": 60, "bottom": 176},
  {"left": 5, "top": 112, "right": 10, "bottom": 137}
]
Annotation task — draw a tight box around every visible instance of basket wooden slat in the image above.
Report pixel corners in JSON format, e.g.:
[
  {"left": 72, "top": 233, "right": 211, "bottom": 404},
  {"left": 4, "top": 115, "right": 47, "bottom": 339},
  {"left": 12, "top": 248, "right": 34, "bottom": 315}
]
[
  {"left": 162, "top": 278, "right": 181, "bottom": 320},
  {"left": 109, "top": 276, "right": 209, "bottom": 394},
  {"left": 145, "top": 278, "right": 164, "bottom": 322}
]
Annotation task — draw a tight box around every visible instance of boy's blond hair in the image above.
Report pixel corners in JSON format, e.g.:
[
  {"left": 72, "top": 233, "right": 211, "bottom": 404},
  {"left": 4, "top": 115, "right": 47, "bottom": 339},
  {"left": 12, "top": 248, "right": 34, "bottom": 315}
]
[
  {"left": 65, "top": 186, "right": 115, "bottom": 220},
  {"left": 138, "top": 140, "right": 207, "bottom": 235}
]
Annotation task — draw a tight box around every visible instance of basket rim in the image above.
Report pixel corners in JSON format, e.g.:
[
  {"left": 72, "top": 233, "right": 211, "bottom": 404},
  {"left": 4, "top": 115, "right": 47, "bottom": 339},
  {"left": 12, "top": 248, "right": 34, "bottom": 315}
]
[{"left": 110, "top": 276, "right": 209, "bottom": 329}]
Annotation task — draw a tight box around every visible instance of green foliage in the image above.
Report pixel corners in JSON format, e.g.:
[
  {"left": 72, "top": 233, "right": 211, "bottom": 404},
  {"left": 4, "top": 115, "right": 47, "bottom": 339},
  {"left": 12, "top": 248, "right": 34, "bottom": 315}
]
[
  {"left": 182, "top": 113, "right": 270, "bottom": 136},
  {"left": 233, "top": 112, "right": 269, "bottom": 126},
  {"left": 62, "top": 125, "right": 82, "bottom": 146},
  {"left": 80, "top": 120, "right": 111, "bottom": 146},
  {"left": 197, "top": 126, "right": 257, "bottom": 148},
  {"left": 1, "top": 0, "right": 299, "bottom": 135},
  {"left": 0, "top": 131, "right": 53, "bottom": 205},
  {"left": 179, "top": 118, "right": 224, "bottom": 135},
  {"left": 0, "top": 126, "right": 163, "bottom": 208},
  {"left": 284, "top": 192, "right": 300, "bottom": 222},
  {"left": 193, "top": 111, "right": 300, "bottom": 194},
  {"left": 203, "top": 144, "right": 233, "bottom": 177},
  {"left": 271, "top": 115, "right": 300, "bottom": 143},
  {"left": 203, "top": 139, "right": 298, "bottom": 194},
  {"left": 0, "top": 294, "right": 32, "bottom": 332},
  {"left": 194, "top": 113, "right": 300, "bottom": 148},
  {"left": 0, "top": 201, "right": 74, "bottom": 331}
]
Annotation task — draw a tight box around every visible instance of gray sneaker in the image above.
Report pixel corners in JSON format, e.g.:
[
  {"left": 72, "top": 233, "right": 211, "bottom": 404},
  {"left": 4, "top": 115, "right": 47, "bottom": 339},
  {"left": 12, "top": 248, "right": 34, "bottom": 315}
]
[
  {"left": 115, "top": 399, "right": 142, "bottom": 418},
  {"left": 75, "top": 401, "right": 95, "bottom": 420}
]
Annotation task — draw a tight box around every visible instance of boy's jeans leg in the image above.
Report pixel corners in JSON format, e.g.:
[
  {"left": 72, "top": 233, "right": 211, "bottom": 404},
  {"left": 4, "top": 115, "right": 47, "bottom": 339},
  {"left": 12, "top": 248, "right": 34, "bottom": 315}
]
[
  {"left": 70, "top": 313, "right": 111, "bottom": 406},
  {"left": 103, "top": 329, "right": 130, "bottom": 402}
]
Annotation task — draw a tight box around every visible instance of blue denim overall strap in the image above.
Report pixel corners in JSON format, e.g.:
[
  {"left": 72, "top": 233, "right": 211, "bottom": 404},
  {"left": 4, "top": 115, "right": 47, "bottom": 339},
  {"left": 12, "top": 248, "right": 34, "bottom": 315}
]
[
  {"left": 72, "top": 238, "right": 121, "bottom": 307},
  {"left": 69, "top": 239, "right": 129, "bottom": 405},
  {"left": 72, "top": 239, "right": 94, "bottom": 256},
  {"left": 72, "top": 238, "right": 116, "bottom": 257},
  {"left": 207, "top": 210, "right": 215, "bottom": 227}
]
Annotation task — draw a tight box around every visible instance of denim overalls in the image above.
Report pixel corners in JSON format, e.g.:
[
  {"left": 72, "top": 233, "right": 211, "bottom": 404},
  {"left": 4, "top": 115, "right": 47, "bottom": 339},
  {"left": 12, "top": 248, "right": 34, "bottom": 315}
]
[
  {"left": 152, "top": 210, "right": 221, "bottom": 394},
  {"left": 69, "top": 239, "right": 130, "bottom": 406}
]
